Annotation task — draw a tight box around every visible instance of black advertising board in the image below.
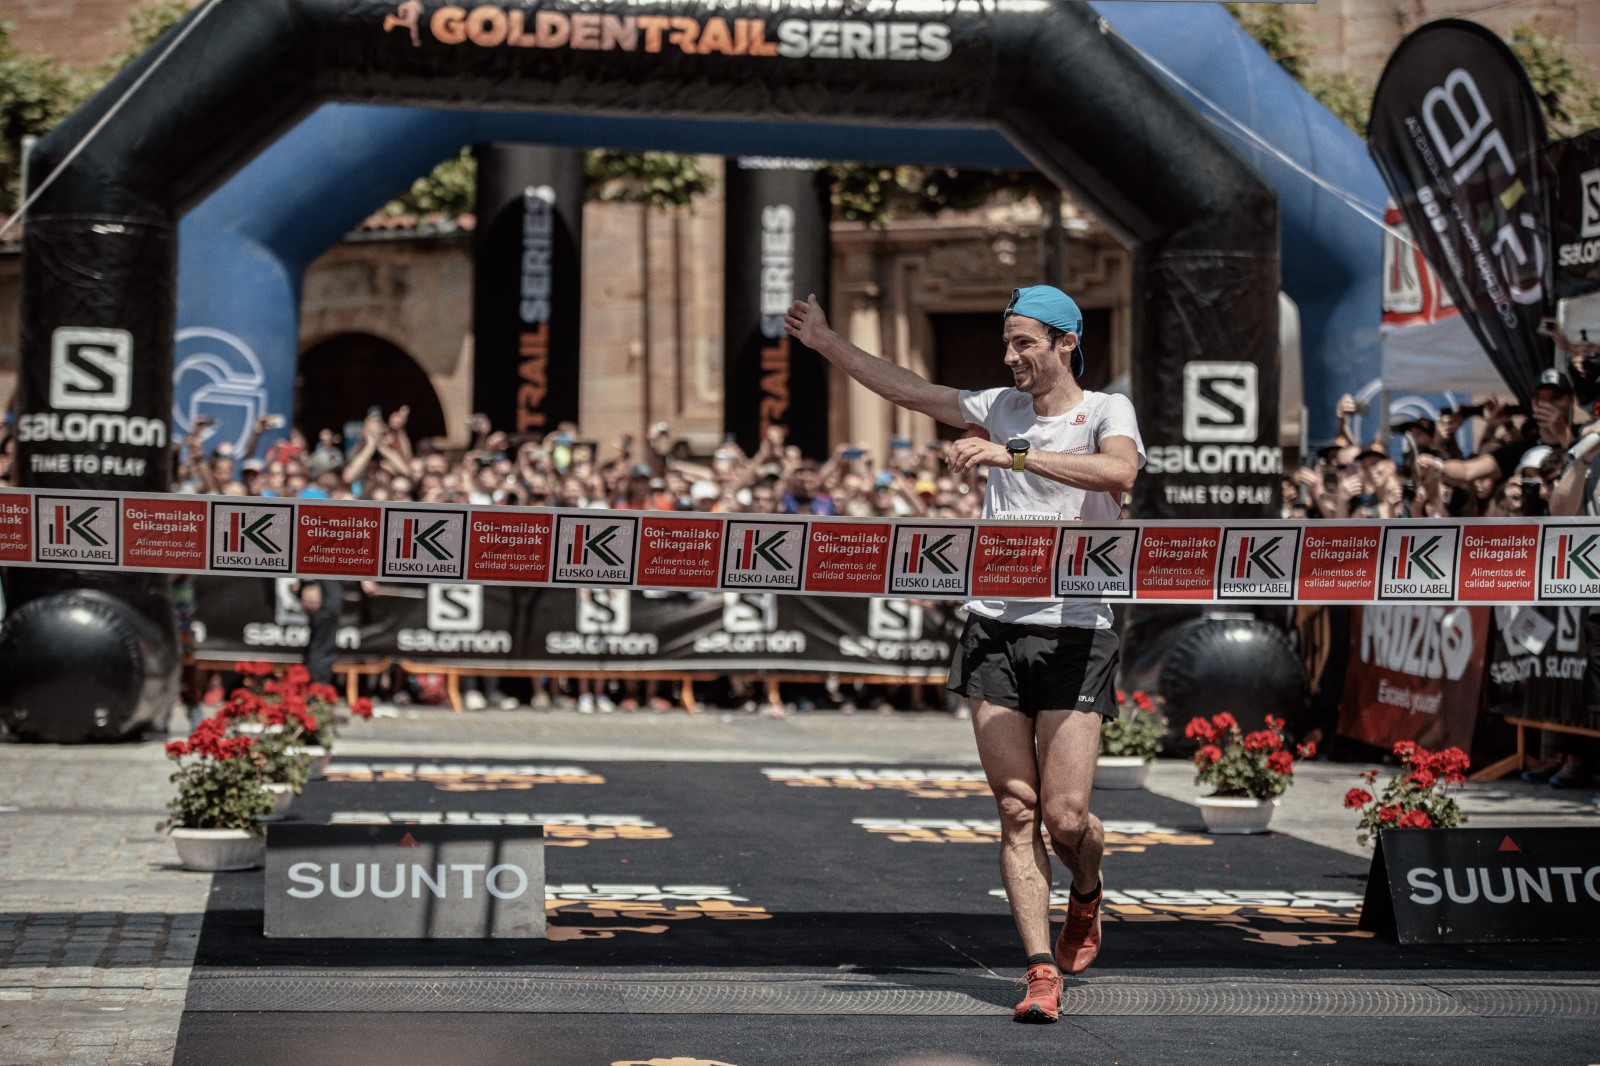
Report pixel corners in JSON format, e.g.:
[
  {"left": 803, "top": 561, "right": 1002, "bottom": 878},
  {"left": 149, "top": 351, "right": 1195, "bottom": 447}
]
[
  {"left": 1549, "top": 128, "right": 1600, "bottom": 299},
  {"left": 1359, "top": 827, "right": 1600, "bottom": 944},
  {"left": 1368, "top": 19, "right": 1555, "bottom": 402},
  {"left": 189, "top": 576, "right": 959, "bottom": 676},
  {"left": 723, "top": 158, "right": 830, "bottom": 459},
  {"left": 472, "top": 143, "right": 583, "bottom": 435},
  {"left": 264, "top": 823, "right": 546, "bottom": 938}
]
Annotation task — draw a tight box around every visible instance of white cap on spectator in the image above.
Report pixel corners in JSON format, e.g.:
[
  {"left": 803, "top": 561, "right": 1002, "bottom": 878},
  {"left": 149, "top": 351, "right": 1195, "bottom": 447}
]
[
  {"left": 690, "top": 480, "right": 719, "bottom": 501},
  {"left": 1518, "top": 445, "right": 1554, "bottom": 474}
]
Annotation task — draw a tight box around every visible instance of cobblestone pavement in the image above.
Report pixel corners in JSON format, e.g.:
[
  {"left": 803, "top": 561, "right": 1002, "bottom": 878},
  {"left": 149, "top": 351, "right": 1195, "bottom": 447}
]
[{"left": 3, "top": 705, "right": 1594, "bottom": 1064}]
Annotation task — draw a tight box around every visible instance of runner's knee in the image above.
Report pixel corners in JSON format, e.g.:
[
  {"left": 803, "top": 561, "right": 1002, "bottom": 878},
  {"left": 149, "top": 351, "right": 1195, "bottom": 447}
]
[
  {"left": 1042, "top": 803, "right": 1094, "bottom": 845},
  {"left": 995, "top": 791, "right": 1041, "bottom": 836}
]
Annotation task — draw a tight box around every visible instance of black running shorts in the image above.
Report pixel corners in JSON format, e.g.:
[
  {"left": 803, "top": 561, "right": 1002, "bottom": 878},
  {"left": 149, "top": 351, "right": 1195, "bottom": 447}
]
[{"left": 946, "top": 615, "right": 1119, "bottom": 718}]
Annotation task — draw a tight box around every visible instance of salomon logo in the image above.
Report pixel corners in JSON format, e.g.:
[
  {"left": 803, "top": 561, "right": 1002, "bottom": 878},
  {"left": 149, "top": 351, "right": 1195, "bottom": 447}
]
[{"left": 50, "top": 328, "right": 132, "bottom": 412}]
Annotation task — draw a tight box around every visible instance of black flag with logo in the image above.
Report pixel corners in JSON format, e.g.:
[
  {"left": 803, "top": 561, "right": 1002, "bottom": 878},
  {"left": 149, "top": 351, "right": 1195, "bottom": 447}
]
[
  {"left": 473, "top": 144, "right": 583, "bottom": 436},
  {"left": 1549, "top": 128, "right": 1600, "bottom": 299},
  {"left": 1368, "top": 19, "right": 1555, "bottom": 402},
  {"left": 723, "top": 159, "right": 830, "bottom": 459}
]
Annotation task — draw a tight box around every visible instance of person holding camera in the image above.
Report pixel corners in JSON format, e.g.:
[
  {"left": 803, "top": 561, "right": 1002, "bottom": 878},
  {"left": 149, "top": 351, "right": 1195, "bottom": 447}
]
[{"left": 785, "top": 285, "right": 1142, "bottom": 1023}]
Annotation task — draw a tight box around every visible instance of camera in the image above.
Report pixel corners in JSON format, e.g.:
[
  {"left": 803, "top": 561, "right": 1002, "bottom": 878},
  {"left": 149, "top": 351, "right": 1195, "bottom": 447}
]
[
  {"left": 1447, "top": 403, "right": 1485, "bottom": 419},
  {"left": 1322, "top": 468, "right": 1338, "bottom": 492}
]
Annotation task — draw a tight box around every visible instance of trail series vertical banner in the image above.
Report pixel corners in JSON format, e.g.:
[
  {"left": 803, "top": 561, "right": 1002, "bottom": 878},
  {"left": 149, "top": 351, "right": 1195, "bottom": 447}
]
[
  {"left": 1337, "top": 605, "right": 1489, "bottom": 752},
  {"left": 473, "top": 144, "right": 583, "bottom": 434},
  {"left": 723, "top": 158, "right": 829, "bottom": 459},
  {"left": 1367, "top": 19, "right": 1555, "bottom": 402},
  {"left": 1550, "top": 129, "right": 1600, "bottom": 299}
]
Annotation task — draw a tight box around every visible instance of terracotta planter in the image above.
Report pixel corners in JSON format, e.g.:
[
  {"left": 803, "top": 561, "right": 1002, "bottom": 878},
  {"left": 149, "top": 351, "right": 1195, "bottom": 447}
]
[
  {"left": 1197, "top": 795, "right": 1279, "bottom": 835},
  {"left": 1094, "top": 756, "right": 1151, "bottom": 790},
  {"left": 170, "top": 827, "right": 266, "bottom": 871}
]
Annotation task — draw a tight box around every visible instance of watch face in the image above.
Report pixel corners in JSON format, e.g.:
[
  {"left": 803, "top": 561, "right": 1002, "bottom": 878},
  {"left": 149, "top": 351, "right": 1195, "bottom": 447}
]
[{"left": 1006, "top": 438, "right": 1029, "bottom": 452}]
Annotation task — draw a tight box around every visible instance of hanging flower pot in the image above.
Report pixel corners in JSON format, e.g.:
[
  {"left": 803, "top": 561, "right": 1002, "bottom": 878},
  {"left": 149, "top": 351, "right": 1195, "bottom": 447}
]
[
  {"left": 1197, "top": 795, "right": 1278, "bottom": 835},
  {"left": 169, "top": 827, "right": 267, "bottom": 871},
  {"left": 1094, "top": 756, "right": 1152, "bottom": 790}
]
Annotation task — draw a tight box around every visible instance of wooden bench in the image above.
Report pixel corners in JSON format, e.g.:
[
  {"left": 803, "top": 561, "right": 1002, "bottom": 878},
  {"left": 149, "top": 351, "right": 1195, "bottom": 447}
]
[{"left": 1471, "top": 716, "right": 1600, "bottom": 781}]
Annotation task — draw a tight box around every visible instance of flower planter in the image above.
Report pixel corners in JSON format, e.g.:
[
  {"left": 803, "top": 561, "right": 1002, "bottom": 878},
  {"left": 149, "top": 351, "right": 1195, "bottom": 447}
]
[
  {"left": 1094, "top": 756, "right": 1151, "bottom": 790},
  {"left": 170, "top": 827, "right": 266, "bottom": 871},
  {"left": 260, "top": 782, "right": 296, "bottom": 820},
  {"left": 286, "top": 745, "right": 331, "bottom": 777},
  {"left": 1197, "top": 795, "right": 1278, "bottom": 835}
]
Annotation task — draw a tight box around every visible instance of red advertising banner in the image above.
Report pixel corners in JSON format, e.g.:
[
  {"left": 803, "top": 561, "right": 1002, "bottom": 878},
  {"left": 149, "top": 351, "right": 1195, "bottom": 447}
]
[
  {"left": 970, "top": 524, "right": 1057, "bottom": 600},
  {"left": 0, "top": 492, "right": 32, "bottom": 562},
  {"left": 466, "top": 509, "right": 554, "bottom": 584},
  {"left": 296, "top": 503, "right": 382, "bottom": 577},
  {"left": 121, "top": 497, "right": 206, "bottom": 570},
  {"left": 636, "top": 516, "right": 720, "bottom": 589},
  {"left": 1458, "top": 524, "right": 1538, "bottom": 602},
  {"left": 1134, "top": 527, "right": 1219, "bottom": 600},
  {"left": 804, "top": 521, "right": 891, "bottom": 594},
  {"left": 1298, "top": 524, "right": 1381, "bottom": 601},
  {"left": 1337, "top": 605, "right": 1490, "bottom": 752}
]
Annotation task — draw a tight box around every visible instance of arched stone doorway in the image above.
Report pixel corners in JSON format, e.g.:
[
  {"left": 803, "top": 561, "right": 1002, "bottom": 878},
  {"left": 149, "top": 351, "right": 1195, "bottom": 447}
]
[{"left": 296, "top": 333, "right": 446, "bottom": 444}]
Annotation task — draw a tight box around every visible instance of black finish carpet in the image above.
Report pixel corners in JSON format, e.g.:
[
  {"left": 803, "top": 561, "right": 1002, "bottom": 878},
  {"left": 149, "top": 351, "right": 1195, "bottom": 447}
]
[{"left": 174, "top": 758, "right": 1600, "bottom": 1066}]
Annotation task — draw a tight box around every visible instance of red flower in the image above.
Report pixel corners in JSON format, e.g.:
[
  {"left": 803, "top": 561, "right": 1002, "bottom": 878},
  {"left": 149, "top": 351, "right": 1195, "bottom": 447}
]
[
  {"left": 1406, "top": 769, "right": 1437, "bottom": 790},
  {"left": 1116, "top": 689, "right": 1127, "bottom": 704},
  {"left": 1344, "top": 788, "right": 1373, "bottom": 809},
  {"left": 1423, "top": 747, "right": 1471, "bottom": 783},
  {"left": 1184, "top": 718, "right": 1217, "bottom": 742},
  {"left": 351, "top": 697, "right": 374, "bottom": 719},
  {"left": 1377, "top": 805, "right": 1401, "bottom": 825},
  {"left": 165, "top": 740, "right": 190, "bottom": 757},
  {"left": 1195, "top": 744, "right": 1223, "bottom": 766},
  {"left": 1211, "top": 713, "right": 1238, "bottom": 731},
  {"left": 1133, "top": 691, "right": 1154, "bottom": 712},
  {"left": 1264, "top": 714, "right": 1285, "bottom": 731},
  {"left": 1296, "top": 742, "right": 1318, "bottom": 760},
  {"left": 1392, "top": 740, "right": 1418, "bottom": 761},
  {"left": 1361, "top": 769, "right": 1379, "bottom": 784},
  {"left": 1397, "top": 809, "right": 1433, "bottom": 829},
  {"left": 308, "top": 682, "right": 339, "bottom": 703},
  {"left": 1244, "top": 730, "right": 1284, "bottom": 753},
  {"left": 285, "top": 664, "right": 311, "bottom": 685},
  {"left": 1267, "top": 751, "right": 1294, "bottom": 775}
]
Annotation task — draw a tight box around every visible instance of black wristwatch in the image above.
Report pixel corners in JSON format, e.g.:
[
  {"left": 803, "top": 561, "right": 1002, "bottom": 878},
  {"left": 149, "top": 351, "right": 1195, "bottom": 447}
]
[{"left": 1006, "top": 437, "right": 1030, "bottom": 473}]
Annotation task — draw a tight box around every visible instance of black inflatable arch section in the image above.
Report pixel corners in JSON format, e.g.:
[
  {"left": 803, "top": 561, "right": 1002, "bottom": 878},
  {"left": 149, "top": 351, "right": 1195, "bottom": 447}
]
[{"left": 9, "top": 0, "right": 1278, "bottom": 740}]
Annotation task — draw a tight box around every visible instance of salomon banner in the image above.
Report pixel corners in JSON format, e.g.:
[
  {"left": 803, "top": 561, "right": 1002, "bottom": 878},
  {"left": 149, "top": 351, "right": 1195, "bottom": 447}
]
[
  {"left": 1486, "top": 604, "right": 1590, "bottom": 730},
  {"left": 1368, "top": 19, "right": 1555, "bottom": 402},
  {"left": 187, "top": 576, "right": 960, "bottom": 676},
  {"left": 723, "top": 158, "right": 830, "bottom": 459},
  {"left": 473, "top": 144, "right": 583, "bottom": 434},
  {"left": 3, "top": 488, "right": 1600, "bottom": 607},
  {"left": 1336, "top": 605, "right": 1489, "bottom": 753},
  {"left": 1550, "top": 129, "right": 1600, "bottom": 299}
]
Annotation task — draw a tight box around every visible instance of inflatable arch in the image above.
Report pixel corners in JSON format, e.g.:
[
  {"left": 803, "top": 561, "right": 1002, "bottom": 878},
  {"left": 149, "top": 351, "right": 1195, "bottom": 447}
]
[{"left": 9, "top": 0, "right": 1310, "bottom": 739}]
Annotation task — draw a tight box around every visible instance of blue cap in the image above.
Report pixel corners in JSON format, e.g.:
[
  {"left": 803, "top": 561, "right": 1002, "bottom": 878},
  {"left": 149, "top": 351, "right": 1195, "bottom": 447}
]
[{"left": 1004, "top": 285, "right": 1086, "bottom": 379}]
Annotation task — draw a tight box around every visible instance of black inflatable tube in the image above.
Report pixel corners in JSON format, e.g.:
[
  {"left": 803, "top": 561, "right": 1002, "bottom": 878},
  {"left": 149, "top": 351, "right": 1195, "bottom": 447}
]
[{"left": 14, "top": 0, "right": 1281, "bottom": 740}]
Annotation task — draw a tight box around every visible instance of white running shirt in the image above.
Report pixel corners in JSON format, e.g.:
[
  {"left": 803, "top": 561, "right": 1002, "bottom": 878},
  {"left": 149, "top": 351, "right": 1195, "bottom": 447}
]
[{"left": 957, "top": 387, "right": 1145, "bottom": 629}]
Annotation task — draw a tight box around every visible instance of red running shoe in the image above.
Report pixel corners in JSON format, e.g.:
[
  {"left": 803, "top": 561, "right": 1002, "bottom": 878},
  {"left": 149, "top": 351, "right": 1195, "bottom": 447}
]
[
  {"left": 1012, "top": 963, "right": 1062, "bottom": 1023},
  {"left": 1055, "top": 883, "right": 1103, "bottom": 975}
]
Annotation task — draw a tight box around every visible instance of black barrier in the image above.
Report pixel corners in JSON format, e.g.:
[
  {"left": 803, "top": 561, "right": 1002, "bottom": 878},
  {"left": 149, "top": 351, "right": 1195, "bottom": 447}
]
[
  {"left": 189, "top": 576, "right": 959, "bottom": 676},
  {"left": 473, "top": 143, "right": 584, "bottom": 434},
  {"left": 264, "top": 823, "right": 546, "bottom": 938},
  {"left": 14, "top": 0, "right": 1279, "bottom": 739},
  {"left": 1360, "top": 827, "right": 1600, "bottom": 944}
]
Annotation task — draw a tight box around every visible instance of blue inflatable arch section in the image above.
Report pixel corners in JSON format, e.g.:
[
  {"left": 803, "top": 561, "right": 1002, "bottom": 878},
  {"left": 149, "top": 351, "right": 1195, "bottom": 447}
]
[{"left": 175, "top": 1, "right": 1386, "bottom": 455}]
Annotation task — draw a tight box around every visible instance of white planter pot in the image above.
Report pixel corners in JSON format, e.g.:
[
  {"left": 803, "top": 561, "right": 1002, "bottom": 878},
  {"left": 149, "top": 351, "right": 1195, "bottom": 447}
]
[
  {"left": 235, "top": 722, "right": 283, "bottom": 736},
  {"left": 1094, "top": 756, "right": 1152, "bottom": 790},
  {"left": 286, "top": 745, "right": 331, "bottom": 777},
  {"left": 1197, "top": 795, "right": 1279, "bottom": 835},
  {"left": 260, "top": 782, "right": 296, "bottom": 820},
  {"left": 170, "top": 827, "right": 267, "bottom": 871}
]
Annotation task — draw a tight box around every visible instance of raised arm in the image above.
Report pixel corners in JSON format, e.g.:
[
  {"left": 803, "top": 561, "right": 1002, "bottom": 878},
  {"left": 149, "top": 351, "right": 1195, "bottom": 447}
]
[{"left": 785, "top": 294, "right": 965, "bottom": 429}]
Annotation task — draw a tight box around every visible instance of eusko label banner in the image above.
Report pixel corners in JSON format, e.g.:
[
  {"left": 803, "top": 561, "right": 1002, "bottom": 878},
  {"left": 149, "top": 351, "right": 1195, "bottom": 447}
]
[{"left": 2, "top": 486, "right": 1596, "bottom": 606}]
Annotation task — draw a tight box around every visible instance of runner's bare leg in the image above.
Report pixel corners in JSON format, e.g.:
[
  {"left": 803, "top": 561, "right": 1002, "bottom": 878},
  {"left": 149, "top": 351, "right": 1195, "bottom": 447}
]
[
  {"left": 971, "top": 697, "right": 1053, "bottom": 957},
  {"left": 1036, "top": 707, "right": 1105, "bottom": 894}
]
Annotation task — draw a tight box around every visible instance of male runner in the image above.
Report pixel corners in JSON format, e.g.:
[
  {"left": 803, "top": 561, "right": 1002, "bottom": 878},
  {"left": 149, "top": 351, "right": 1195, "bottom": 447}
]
[{"left": 784, "top": 285, "right": 1143, "bottom": 1023}]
